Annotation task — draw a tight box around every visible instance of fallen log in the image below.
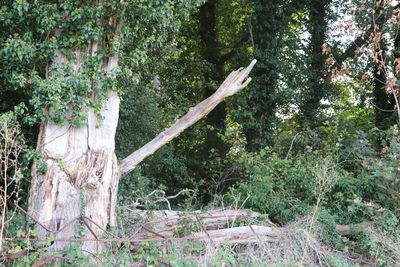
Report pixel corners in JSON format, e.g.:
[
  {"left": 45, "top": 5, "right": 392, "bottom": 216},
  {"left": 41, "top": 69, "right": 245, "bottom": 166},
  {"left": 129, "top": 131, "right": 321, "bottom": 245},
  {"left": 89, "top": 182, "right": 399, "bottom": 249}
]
[
  {"left": 335, "top": 222, "right": 376, "bottom": 236},
  {"left": 193, "top": 225, "right": 279, "bottom": 244},
  {"left": 121, "top": 208, "right": 278, "bottom": 244},
  {"left": 125, "top": 209, "right": 271, "bottom": 231}
]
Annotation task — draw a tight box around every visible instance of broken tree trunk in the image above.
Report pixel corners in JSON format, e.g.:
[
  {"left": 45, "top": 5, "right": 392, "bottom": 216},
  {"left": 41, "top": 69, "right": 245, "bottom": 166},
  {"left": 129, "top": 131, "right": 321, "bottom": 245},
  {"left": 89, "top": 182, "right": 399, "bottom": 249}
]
[
  {"left": 28, "top": 60, "right": 256, "bottom": 252},
  {"left": 28, "top": 44, "right": 121, "bottom": 253},
  {"left": 193, "top": 226, "right": 279, "bottom": 244}
]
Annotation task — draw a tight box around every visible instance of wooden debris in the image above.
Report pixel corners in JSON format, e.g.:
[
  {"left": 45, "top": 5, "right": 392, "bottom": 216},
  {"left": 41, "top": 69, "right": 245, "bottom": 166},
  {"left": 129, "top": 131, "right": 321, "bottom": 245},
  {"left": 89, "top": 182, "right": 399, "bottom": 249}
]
[
  {"left": 123, "top": 208, "right": 279, "bottom": 244},
  {"left": 193, "top": 225, "right": 279, "bottom": 244}
]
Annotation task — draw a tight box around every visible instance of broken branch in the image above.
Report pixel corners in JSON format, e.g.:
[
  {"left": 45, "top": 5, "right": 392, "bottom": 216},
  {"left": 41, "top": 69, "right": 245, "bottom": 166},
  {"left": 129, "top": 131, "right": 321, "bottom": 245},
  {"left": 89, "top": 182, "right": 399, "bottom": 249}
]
[{"left": 120, "top": 59, "right": 257, "bottom": 175}]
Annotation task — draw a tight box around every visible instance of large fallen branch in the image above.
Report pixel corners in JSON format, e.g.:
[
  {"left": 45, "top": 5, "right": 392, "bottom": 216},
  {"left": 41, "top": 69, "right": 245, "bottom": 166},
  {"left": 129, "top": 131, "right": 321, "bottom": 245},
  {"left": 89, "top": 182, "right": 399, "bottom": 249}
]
[
  {"left": 120, "top": 60, "right": 257, "bottom": 175},
  {"left": 125, "top": 209, "right": 270, "bottom": 231}
]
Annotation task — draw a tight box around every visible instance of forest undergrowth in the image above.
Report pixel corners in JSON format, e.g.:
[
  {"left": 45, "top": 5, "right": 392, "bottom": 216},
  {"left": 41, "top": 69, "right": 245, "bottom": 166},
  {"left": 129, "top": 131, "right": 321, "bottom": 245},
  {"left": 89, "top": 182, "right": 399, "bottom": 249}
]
[{"left": 1, "top": 112, "right": 399, "bottom": 266}]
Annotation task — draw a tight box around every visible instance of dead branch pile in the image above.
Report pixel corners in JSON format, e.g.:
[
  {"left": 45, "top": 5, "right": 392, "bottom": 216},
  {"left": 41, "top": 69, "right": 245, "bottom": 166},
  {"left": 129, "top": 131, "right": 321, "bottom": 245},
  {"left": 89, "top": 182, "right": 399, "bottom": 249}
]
[
  {"left": 121, "top": 209, "right": 279, "bottom": 244},
  {"left": 119, "top": 209, "right": 364, "bottom": 266}
]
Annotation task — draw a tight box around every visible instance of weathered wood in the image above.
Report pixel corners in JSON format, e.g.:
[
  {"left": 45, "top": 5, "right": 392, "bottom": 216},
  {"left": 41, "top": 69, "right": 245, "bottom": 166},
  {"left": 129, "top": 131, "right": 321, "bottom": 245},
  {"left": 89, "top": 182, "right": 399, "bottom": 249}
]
[
  {"left": 124, "top": 208, "right": 370, "bottom": 245},
  {"left": 126, "top": 209, "right": 266, "bottom": 228},
  {"left": 123, "top": 208, "right": 276, "bottom": 244},
  {"left": 28, "top": 43, "right": 120, "bottom": 253},
  {"left": 120, "top": 59, "right": 257, "bottom": 175},
  {"left": 335, "top": 222, "right": 375, "bottom": 236},
  {"left": 193, "top": 225, "right": 279, "bottom": 244}
]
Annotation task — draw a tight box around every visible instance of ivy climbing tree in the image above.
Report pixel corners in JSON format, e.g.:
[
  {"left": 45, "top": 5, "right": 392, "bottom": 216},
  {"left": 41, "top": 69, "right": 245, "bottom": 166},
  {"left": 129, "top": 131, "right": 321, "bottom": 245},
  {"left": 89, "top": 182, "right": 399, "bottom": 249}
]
[
  {"left": 243, "top": 0, "right": 304, "bottom": 151},
  {"left": 298, "top": 0, "right": 330, "bottom": 128}
]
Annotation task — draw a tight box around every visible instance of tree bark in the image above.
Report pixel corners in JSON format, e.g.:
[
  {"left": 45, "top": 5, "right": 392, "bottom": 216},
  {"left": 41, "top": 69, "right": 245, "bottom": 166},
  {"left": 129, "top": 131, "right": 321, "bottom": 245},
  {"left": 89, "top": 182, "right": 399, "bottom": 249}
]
[{"left": 28, "top": 57, "right": 256, "bottom": 252}]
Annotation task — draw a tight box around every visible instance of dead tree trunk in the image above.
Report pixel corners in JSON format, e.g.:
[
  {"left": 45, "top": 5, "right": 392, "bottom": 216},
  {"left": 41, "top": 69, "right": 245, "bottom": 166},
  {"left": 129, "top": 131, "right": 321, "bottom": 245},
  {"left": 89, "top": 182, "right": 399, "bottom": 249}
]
[
  {"left": 28, "top": 44, "right": 121, "bottom": 252},
  {"left": 28, "top": 56, "right": 256, "bottom": 252}
]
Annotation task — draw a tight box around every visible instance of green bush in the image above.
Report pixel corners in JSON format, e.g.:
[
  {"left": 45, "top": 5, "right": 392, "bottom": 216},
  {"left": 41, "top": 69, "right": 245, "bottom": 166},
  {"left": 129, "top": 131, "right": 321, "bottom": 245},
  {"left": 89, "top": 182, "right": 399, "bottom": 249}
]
[{"left": 227, "top": 151, "right": 347, "bottom": 224}]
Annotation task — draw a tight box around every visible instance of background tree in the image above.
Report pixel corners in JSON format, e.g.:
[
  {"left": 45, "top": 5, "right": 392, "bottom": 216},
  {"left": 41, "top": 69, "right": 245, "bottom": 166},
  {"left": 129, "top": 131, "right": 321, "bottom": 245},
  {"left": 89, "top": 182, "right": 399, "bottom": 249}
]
[{"left": 298, "top": 0, "right": 331, "bottom": 128}]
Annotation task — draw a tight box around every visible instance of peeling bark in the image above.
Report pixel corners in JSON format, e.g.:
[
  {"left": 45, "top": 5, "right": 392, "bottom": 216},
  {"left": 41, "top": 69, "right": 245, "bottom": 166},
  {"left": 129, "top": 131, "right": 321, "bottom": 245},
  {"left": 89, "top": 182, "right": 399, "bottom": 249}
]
[{"left": 28, "top": 44, "right": 120, "bottom": 252}]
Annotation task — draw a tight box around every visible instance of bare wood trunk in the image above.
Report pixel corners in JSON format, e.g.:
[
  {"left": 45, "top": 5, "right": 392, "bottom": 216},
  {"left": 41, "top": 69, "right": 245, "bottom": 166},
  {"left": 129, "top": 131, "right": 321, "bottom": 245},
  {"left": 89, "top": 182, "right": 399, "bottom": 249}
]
[{"left": 28, "top": 46, "right": 120, "bottom": 252}]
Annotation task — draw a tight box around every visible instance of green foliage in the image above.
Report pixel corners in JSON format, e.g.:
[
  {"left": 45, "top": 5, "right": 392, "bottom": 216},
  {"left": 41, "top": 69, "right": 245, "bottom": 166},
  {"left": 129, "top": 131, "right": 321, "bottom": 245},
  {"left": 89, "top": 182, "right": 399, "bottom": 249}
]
[
  {"left": 345, "top": 126, "right": 400, "bottom": 217},
  {"left": 2, "top": 215, "right": 46, "bottom": 267},
  {"left": 115, "top": 0, "right": 255, "bottom": 203},
  {"left": 0, "top": 0, "right": 205, "bottom": 127},
  {"left": 226, "top": 151, "right": 343, "bottom": 223},
  {"left": 0, "top": 112, "right": 36, "bottom": 206},
  {"left": 30, "top": 61, "right": 115, "bottom": 126},
  {"left": 63, "top": 243, "right": 92, "bottom": 266},
  {"left": 239, "top": 0, "right": 313, "bottom": 150},
  {"left": 174, "top": 217, "right": 198, "bottom": 237},
  {"left": 224, "top": 119, "right": 400, "bottom": 264},
  {"left": 226, "top": 119, "right": 400, "bottom": 224},
  {"left": 131, "top": 242, "right": 166, "bottom": 266},
  {"left": 115, "top": 78, "right": 191, "bottom": 204}
]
